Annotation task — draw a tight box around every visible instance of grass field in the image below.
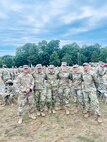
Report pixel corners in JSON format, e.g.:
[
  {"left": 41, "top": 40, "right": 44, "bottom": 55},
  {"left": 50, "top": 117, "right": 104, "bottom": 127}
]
[
  {"left": 0, "top": 71, "right": 107, "bottom": 142},
  {"left": 0, "top": 101, "right": 106, "bottom": 142}
]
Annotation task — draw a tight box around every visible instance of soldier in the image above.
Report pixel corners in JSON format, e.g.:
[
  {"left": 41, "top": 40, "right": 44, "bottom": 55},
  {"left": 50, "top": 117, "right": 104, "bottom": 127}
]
[
  {"left": 45, "top": 65, "right": 58, "bottom": 114},
  {"left": 82, "top": 63, "right": 102, "bottom": 123},
  {"left": 57, "top": 62, "right": 71, "bottom": 115},
  {"left": 17, "top": 65, "right": 36, "bottom": 124},
  {"left": 2, "top": 79, "right": 17, "bottom": 105},
  {"left": 32, "top": 64, "right": 46, "bottom": 117},
  {"left": 1, "top": 65, "right": 12, "bottom": 105},
  {"left": 10, "top": 66, "right": 16, "bottom": 81},
  {"left": 1, "top": 65, "right": 11, "bottom": 83},
  {"left": 72, "top": 64, "right": 83, "bottom": 112},
  {"left": 96, "top": 64, "right": 105, "bottom": 88}
]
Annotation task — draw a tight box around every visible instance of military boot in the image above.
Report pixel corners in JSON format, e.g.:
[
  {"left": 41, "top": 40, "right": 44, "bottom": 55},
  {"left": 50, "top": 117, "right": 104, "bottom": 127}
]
[
  {"left": 55, "top": 106, "right": 61, "bottom": 111},
  {"left": 82, "top": 110, "right": 88, "bottom": 114},
  {"left": 65, "top": 109, "right": 70, "bottom": 115},
  {"left": 41, "top": 112, "right": 46, "bottom": 117},
  {"left": 18, "top": 117, "right": 23, "bottom": 124},
  {"left": 97, "top": 116, "right": 102, "bottom": 123},
  {"left": 29, "top": 113, "right": 36, "bottom": 120},
  {"left": 52, "top": 109, "right": 56, "bottom": 114},
  {"left": 84, "top": 112, "right": 90, "bottom": 118},
  {"left": 37, "top": 111, "right": 41, "bottom": 116}
]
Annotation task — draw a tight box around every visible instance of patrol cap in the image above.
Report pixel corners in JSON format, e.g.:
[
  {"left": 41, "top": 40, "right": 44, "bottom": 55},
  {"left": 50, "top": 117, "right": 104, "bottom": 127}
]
[
  {"left": 100, "top": 64, "right": 104, "bottom": 67},
  {"left": 23, "top": 65, "right": 29, "bottom": 69},
  {"left": 48, "top": 65, "right": 54, "bottom": 68},
  {"left": 83, "top": 63, "right": 89, "bottom": 66},
  {"left": 73, "top": 64, "right": 79, "bottom": 68},
  {"left": 19, "top": 66, "right": 23, "bottom": 68},
  {"left": 61, "top": 62, "right": 67, "bottom": 66},
  {"left": 104, "top": 64, "right": 107, "bottom": 67},
  {"left": 3, "top": 64, "right": 7, "bottom": 67},
  {"left": 36, "top": 64, "right": 42, "bottom": 68}
]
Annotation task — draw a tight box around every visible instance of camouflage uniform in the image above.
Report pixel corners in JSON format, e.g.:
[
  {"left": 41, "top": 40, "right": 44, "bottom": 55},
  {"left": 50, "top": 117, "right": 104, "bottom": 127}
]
[
  {"left": 96, "top": 65, "right": 105, "bottom": 92},
  {"left": 3, "top": 79, "right": 17, "bottom": 105},
  {"left": 57, "top": 62, "right": 71, "bottom": 114},
  {"left": 10, "top": 67, "right": 16, "bottom": 81},
  {"left": 72, "top": 65, "right": 83, "bottom": 108},
  {"left": 1, "top": 66, "right": 11, "bottom": 83},
  {"left": 1, "top": 65, "right": 12, "bottom": 105},
  {"left": 96, "top": 65, "right": 105, "bottom": 84},
  {"left": 82, "top": 63, "right": 101, "bottom": 118},
  {"left": 16, "top": 65, "right": 35, "bottom": 121},
  {"left": 45, "top": 65, "right": 58, "bottom": 113},
  {"left": 32, "top": 64, "right": 46, "bottom": 115}
]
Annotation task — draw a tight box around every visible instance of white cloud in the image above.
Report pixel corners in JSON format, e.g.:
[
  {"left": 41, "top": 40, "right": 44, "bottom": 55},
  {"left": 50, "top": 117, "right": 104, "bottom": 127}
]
[
  {"left": 0, "top": 0, "right": 107, "bottom": 51},
  {"left": 61, "top": 5, "right": 107, "bottom": 37}
]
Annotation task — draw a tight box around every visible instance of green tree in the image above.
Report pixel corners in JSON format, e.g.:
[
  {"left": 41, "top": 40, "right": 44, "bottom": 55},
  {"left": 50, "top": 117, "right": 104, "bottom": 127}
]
[
  {"left": 47, "top": 40, "right": 60, "bottom": 55},
  {"left": 91, "top": 51, "right": 99, "bottom": 62},
  {"left": 38, "top": 52, "right": 50, "bottom": 65},
  {"left": 2, "top": 55, "right": 14, "bottom": 68},
  {"left": 81, "top": 44, "right": 100, "bottom": 62},
  {"left": 38, "top": 40, "right": 48, "bottom": 53},
  {"left": 49, "top": 51, "right": 60, "bottom": 66},
  {"left": 61, "top": 42, "right": 80, "bottom": 65},
  {"left": 15, "top": 43, "right": 35, "bottom": 66},
  {"left": 79, "top": 53, "right": 87, "bottom": 64},
  {"left": 27, "top": 44, "right": 39, "bottom": 65},
  {"left": 0, "top": 57, "right": 3, "bottom": 67},
  {"left": 62, "top": 53, "right": 73, "bottom": 66},
  {"left": 99, "top": 47, "right": 107, "bottom": 62}
]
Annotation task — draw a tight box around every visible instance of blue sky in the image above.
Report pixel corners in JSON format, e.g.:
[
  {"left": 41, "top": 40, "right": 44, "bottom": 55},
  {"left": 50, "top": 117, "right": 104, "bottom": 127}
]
[{"left": 0, "top": 0, "right": 107, "bottom": 56}]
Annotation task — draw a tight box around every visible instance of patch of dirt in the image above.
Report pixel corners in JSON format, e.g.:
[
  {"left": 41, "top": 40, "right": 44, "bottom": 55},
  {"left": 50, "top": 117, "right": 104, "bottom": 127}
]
[{"left": 0, "top": 102, "right": 106, "bottom": 142}]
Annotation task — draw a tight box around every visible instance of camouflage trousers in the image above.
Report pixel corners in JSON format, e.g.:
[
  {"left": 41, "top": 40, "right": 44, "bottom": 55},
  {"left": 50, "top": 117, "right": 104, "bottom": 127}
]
[
  {"left": 34, "top": 89, "right": 46, "bottom": 112},
  {"left": 46, "top": 87, "right": 57, "bottom": 109},
  {"left": 3, "top": 85, "right": 17, "bottom": 105},
  {"left": 57, "top": 86, "right": 70, "bottom": 108},
  {"left": 18, "top": 91, "right": 35, "bottom": 116},
  {"left": 83, "top": 91, "right": 101, "bottom": 116},
  {"left": 72, "top": 89, "right": 84, "bottom": 107}
]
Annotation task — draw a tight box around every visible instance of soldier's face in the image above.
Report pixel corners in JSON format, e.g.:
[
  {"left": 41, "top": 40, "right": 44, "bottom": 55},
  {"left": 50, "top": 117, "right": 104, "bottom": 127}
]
[
  {"left": 37, "top": 68, "right": 42, "bottom": 73},
  {"left": 23, "top": 68, "right": 29, "bottom": 74},
  {"left": 49, "top": 68, "right": 54, "bottom": 72},
  {"left": 61, "top": 65, "right": 67, "bottom": 71},
  {"left": 83, "top": 65, "right": 90, "bottom": 72},
  {"left": 73, "top": 67, "right": 79, "bottom": 73}
]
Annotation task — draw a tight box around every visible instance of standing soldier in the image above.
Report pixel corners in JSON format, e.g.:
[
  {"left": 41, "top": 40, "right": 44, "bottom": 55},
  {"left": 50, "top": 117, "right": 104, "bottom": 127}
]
[
  {"left": 1, "top": 65, "right": 11, "bottom": 83},
  {"left": 72, "top": 65, "right": 83, "bottom": 112},
  {"left": 32, "top": 64, "right": 46, "bottom": 117},
  {"left": 1, "top": 65, "right": 12, "bottom": 105},
  {"left": 17, "top": 65, "right": 36, "bottom": 124},
  {"left": 96, "top": 64, "right": 105, "bottom": 88},
  {"left": 45, "top": 65, "right": 58, "bottom": 114},
  {"left": 82, "top": 63, "right": 102, "bottom": 123},
  {"left": 11, "top": 66, "right": 16, "bottom": 81},
  {"left": 57, "top": 62, "right": 71, "bottom": 115}
]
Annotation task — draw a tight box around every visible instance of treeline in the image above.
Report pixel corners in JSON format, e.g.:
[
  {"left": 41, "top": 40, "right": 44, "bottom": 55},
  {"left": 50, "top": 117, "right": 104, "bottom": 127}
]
[{"left": 0, "top": 40, "right": 107, "bottom": 67}]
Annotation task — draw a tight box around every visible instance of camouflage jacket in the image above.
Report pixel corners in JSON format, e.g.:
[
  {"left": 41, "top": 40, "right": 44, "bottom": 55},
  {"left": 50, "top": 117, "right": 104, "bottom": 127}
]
[
  {"left": 32, "top": 72, "right": 46, "bottom": 90},
  {"left": 45, "top": 72, "right": 58, "bottom": 88},
  {"left": 72, "top": 72, "right": 83, "bottom": 90},
  {"left": 16, "top": 73, "right": 34, "bottom": 93},
  {"left": 82, "top": 71, "right": 99, "bottom": 92},
  {"left": 57, "top": 71, "right": 71, "bottom": 87},
  {"left": 1, "top": 69, "right": 11, "bottom": 82}
]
